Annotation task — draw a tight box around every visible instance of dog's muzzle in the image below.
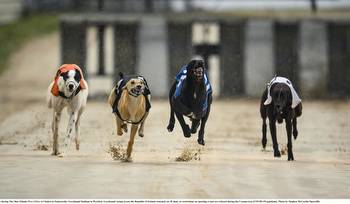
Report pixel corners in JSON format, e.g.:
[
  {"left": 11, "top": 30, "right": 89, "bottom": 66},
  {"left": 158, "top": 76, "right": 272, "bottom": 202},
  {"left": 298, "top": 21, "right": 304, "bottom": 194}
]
[
  {"left": 67, "top": 81, "right": 77, "bottom": 93},
  {"left": 193, "top": 68, "right": 204, "bottom": 81},
  {"left": 129, "top": 86, "right": 143, "bottom": 97}
]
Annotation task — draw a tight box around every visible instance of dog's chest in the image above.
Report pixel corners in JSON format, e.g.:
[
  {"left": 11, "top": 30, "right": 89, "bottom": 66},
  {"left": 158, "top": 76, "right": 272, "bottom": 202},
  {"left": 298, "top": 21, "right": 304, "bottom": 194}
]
[{"left": 118, "top": 97, "right": 146, "bottom": 122}]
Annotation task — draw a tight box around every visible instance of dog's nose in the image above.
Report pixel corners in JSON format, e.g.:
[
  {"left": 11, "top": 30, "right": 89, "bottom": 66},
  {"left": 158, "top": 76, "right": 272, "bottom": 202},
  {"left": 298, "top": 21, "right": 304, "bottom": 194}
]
[
  {"left": 68, "top": 84, "right": 74, "bottom": 90},
  {"left": 136, "top": 85, "right": 142, "bottom": 89}
]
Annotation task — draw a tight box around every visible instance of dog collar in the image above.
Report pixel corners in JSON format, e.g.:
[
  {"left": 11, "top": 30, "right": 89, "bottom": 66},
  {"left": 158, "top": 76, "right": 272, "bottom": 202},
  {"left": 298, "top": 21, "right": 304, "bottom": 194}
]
[{"left": 58, "top": 85, "right": 81, "bottom": 99}]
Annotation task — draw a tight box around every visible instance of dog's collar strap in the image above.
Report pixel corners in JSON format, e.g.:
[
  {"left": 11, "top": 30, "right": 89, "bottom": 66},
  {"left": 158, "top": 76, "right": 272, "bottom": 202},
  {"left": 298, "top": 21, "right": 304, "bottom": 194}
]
[
  {"left": 58, "top": 85, "right": 82, "bottom": 99},
  {"left": 115, "top": 108, "right": 148, "bottom": 125}
]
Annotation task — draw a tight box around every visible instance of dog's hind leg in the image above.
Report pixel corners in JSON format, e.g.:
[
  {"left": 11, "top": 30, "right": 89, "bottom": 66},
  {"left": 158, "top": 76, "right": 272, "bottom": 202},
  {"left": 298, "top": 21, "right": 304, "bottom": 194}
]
[
  {"left": 52, "top": 111, "right": 61, "bottom": 156},
  {"left": 125, "top": 124, "right": 138, "bottom": 162}
]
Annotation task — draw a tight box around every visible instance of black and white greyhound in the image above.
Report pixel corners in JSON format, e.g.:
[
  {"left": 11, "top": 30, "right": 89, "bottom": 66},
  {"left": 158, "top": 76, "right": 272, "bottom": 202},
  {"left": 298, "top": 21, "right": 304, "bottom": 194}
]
[{"left": 167, "top": 58, "right": 212, "bottom": 146}]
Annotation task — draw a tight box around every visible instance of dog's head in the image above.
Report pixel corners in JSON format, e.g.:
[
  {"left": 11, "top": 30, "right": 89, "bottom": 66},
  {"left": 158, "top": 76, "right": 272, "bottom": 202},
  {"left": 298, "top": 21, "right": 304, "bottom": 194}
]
[
  {"left": 187, "top": 59, "right": 205, "bottom": 83},
  {"left": 270, "top": 83, "right": 292, "bottom": 123},
  {"left": 57, "top": 69, "right": 82, "bottom": 97},
  {"left": 123, "top": 77, "right": 146, "bottom": 97}
]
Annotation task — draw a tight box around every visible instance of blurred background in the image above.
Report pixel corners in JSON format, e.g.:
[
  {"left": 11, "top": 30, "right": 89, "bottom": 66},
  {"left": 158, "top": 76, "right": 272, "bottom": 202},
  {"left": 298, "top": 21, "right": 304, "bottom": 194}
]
[{"left": 1, "top": 0, "right": 350, "bottom": 99}]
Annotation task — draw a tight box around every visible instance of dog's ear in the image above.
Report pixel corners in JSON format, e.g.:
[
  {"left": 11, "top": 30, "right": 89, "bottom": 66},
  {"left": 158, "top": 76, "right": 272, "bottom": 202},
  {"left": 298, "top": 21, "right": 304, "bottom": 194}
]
[
  {"left": 187, "top": 59, "right": 205, "bottom": 70},
  {"left": 119, "top": 72, "right": 124, "bottom": 79},
  {"left": 140, "top": 77, "right": 151, "bottom": 95},
  {"left": 74, "top": 70, "right": 82, "bottom": 82}
]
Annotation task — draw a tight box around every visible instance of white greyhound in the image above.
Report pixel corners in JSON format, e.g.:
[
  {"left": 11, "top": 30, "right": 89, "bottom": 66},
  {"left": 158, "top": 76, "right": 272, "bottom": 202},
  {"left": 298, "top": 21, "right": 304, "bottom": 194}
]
[{"left": 47, "top": 64, "right": 88, "bottom": 157}]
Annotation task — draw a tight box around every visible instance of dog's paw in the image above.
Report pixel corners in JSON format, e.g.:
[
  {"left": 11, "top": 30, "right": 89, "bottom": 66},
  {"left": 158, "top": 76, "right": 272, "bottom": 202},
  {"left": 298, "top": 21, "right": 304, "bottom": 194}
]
[
  {"left": 288, "top": 154, "right": 294, "bottom": 161},
  {"left": 121, "top": 124, "right": 128, "bottom": 133},
  {"left": 197, "top": 139, "right": 205, "bottom": 146},
  {"left": 167, "top": 123, "right": 174, "bottom": 132},
  {"left": 117, "top": 129, "right": 123, "bottom": 136},
  {"left": 191, "top": 124, "right": 200, "bottom": 134},
  {"left": 293, "top": 130, "right": 298, "bottom": 140},
  {"left": 274, "top": 150, "right": 281, "bottom": 157},
  {"left": 183, "top": 125, "right": 191, "bottom": 138},
  {"left": 75, "top": 139, "right": 80, "bottom": 150},
  {"left": 57, "top": 152, "right": 66, "bottom": 158},
  {"left": 262, "top": 138, "right": 267, "bottom": 149},
  {"left": 51, "top": 150, "right": 60, "bottom": 156},
  {"left": 123, "top": 157, "right": 133, "bottom": 162}
]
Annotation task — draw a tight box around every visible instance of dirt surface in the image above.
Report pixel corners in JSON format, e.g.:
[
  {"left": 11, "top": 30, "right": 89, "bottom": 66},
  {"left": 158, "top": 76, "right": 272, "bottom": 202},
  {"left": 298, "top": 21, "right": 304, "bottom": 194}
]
[{"left": 0, "top": 32, "right": 350, "bottom": 199}]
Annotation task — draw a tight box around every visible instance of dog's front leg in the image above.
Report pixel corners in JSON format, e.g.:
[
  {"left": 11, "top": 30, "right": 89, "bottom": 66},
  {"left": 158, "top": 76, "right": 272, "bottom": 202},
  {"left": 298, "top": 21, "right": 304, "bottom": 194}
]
[
  {"left": 125, "top": 124, "right": 138, "bottom": 162},
  {"left": 167, "top": 83, "right": 176, "bottom": 132},
  {"left": 60, "top": 111, "right": 77, "bottom": 157},
  {"left": 138, "top": 113, "right": 148, "bottom": 137},
  {"left": 269, "top": 119, "right": 281, "bottom": 157},
  {"left": 175, "top": 111, "right": 191, "bottom": 138},
  {"left": 197, "top": 105, "right": 210, "bottom": 146},
  {"left": 286, "top": 117, "right": 294, "bottom": 161},
  {"left": 116, "top": 116, "right": 124, "bottom": 136},
  {"left": 191, "top": 119, "right": 200, "bottom": 134},
  {"left": 75, "top": 110, "right": 82, "bottom": 150},
  {"left": 52, "top": 111, "right": 61, "bottom": 155},
  {"left": 262, "top": 118, "right": 267, "bottom": 150},
  {"left": 292, "top": 117, "right": 298, "bottom": 140}
]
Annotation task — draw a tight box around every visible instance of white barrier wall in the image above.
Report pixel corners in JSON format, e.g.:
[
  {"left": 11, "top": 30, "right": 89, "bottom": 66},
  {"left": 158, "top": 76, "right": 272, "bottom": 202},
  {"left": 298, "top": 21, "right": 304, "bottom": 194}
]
[
  {"left": 300, "top": 21, "right": 328, "bottom": 97},
  {"left": 138, "top": 16, "right": 168, "bottom": 97},
  {"left": 244, "top": 20, "right": 274, "bottom": 97}
]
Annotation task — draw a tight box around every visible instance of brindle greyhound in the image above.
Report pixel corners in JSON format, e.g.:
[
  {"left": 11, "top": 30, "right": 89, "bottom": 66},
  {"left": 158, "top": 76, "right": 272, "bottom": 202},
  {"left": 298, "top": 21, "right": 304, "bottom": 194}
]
[
  {"left": 167, "top": 59, "right": 212, "bottom": 146},
  {"left": 260, "top": 81, "right": 302, "bottom": 161}
]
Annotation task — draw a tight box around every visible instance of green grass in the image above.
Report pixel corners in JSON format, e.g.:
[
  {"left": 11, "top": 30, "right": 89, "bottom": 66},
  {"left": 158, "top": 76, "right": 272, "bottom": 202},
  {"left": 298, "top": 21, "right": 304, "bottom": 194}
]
[{"left": 0, "top": 15, "right": 58, "bottom": 75}]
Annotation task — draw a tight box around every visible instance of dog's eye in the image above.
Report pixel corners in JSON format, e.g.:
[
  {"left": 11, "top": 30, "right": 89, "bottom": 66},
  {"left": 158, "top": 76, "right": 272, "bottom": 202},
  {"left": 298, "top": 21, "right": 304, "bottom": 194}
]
[
  {"left": 61, "top": 72, "right": 68, "bottom": 80},
  {"left": 131, "top": 81, "right": 135, "bottom": 85}
]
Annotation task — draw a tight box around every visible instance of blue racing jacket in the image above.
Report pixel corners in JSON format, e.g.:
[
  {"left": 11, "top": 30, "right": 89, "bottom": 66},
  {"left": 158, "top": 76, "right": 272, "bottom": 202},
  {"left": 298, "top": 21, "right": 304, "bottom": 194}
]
[{"left": 173, "top": 65, "right": 212, "bottom": 113}]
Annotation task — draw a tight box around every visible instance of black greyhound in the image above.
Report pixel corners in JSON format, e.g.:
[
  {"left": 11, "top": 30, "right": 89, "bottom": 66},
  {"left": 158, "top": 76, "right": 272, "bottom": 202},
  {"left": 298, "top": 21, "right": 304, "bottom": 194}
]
[
  {"left": 260, "top": 81, "right": 302, "bottom": 161},
  {"left": 167, "top": 59, "right": 212, "bottom": 146}
]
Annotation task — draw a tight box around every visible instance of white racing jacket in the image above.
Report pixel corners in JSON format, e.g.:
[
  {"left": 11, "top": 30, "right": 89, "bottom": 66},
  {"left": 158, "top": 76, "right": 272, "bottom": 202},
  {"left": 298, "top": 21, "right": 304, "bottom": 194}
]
[{"left": 264, "top": 76, "right": 301, "bottom": 108}]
